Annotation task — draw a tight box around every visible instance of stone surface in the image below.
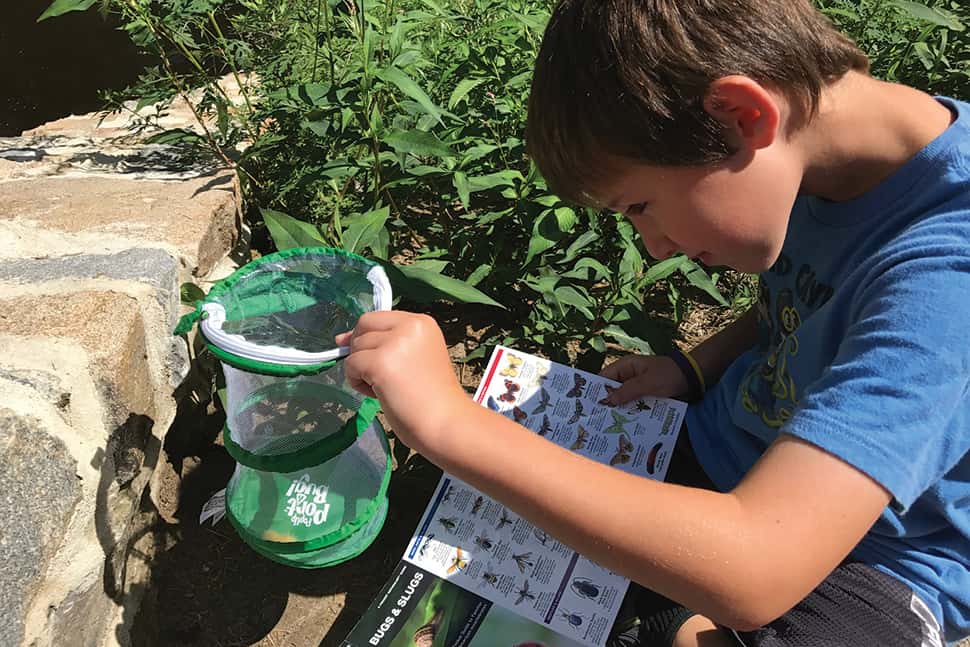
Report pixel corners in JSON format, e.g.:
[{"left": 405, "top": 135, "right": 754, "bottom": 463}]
[{"left": 0, "top": 409, "right": 82, "bottom": 647}]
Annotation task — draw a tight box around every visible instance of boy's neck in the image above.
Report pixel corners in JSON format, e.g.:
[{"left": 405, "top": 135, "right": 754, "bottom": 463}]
[{"left": 797, "top": 71, "right": 954, "bottom": 202}]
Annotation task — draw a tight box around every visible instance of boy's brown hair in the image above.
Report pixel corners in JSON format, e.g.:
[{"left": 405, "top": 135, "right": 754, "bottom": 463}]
[{"left": 526, "top": 0, "right": 869, "bottom": 206}]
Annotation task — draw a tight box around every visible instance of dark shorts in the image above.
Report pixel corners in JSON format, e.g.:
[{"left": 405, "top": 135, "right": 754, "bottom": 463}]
[{"left": 608, "top": 427, "right": 944, "bottom": 647}]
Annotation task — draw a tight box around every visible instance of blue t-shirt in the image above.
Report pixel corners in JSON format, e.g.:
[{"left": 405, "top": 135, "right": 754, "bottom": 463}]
[{"left": 687, "top": 96, "right": 970, "bottom": 643}]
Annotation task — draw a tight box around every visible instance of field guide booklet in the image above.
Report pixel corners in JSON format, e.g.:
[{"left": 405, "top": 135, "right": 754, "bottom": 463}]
[{"left": 341, "top": 346, "right": 687, "bottom": 647}]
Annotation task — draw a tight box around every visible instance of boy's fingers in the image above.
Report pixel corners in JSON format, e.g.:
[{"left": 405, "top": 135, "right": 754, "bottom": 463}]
[
  {"left": 609, "top": 374, "right": 662, "bottom": 404},
  {"left": 342, "top": 349, "right": 380, "bottom": 399},
  {"left": 334, "top": 331, "right": 353, "bottom": 346},
  {"left": 353, "top": 310, "right": 413, "bottom": 334},
  {"left": 345, "top": 330, "right": 387, "bottom": 353},
  {"left": 600, "top": 355, "right": 645, "bottom": 381}
]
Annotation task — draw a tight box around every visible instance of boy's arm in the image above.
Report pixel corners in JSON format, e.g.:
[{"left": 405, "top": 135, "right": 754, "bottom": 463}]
[{"left": 338, "top": 312, "right": 891, "bottom": 631}]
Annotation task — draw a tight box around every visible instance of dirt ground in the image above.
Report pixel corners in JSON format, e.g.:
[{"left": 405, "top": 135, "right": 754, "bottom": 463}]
[{"left": 132, "top": 295, "right": 732, "bottom": 647}]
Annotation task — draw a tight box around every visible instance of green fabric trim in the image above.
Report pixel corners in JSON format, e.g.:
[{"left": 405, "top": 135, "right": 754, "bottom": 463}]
[
  {"left": 223, "top": 397, "right": 380, "bottom": 472},
  {"left": 225, "top": 421, "right": 392, "bottom": 554},
  {"left": 174, "top": 303, "right": 204, "bottom": 336}
]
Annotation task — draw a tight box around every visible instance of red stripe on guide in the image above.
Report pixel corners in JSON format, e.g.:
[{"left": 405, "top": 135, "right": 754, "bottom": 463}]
[{"left": 476, "top": 348, "right": 504, "bottom": 403}]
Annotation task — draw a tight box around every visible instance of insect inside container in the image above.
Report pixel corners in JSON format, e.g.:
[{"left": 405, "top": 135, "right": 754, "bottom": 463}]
[
  {"left": 447, "top": 547, "right": 469, "bottom": 574},
  {"left": 566, "top": 373, "right": 587, "bottom": 398},
  {"left": 570, "top": 425, "right": 589, "bottom": 451},
  {"left": 500, "top": 354, "right": 523, "bottom": 377},
  {"left": 532, "top": 387, "right": 551, "bottom": 414},
  {"left": 561, "top": 610, "right": 585, "bottom": 628},
  {"left": 567, "top": 399, "right": 585, "bottom": 425},
  {"left": 512, "top": 551, "right": 535, "bottom": 573},
  {"left": 438, "top": 516, "right": 458, "bottom": 532},
  {"left": 604, "top": 410, "right": 631, "bottom": 434},
  {"left": 471, "top": 496, "right": 484, "bottom": 516},
  {"left": 571, "top": 577, "right": 601, "bottom": 599},
  {"left": 515, "top": 579, "right": 536, "bottom": 605},
  {"left": 496, "top": 509, "right": 514, "bottom": 530},
  {"left": 474, "top": 533, "right": 495, "bottom": 551}
]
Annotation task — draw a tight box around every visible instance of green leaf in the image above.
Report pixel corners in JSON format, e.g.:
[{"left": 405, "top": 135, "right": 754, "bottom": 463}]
[
  {"left": 525, "top": 214, "right": 557, "bottom": 265},
  {"left": 643, "top": 255, "right": 688, "bottom": 284},
  {"left": 448, "top": 78, "right": 486, "bottom": 110},
  {"left": 38, "top": 0, "right": 97, "bottom": 21},
  {"left": 377, "top": 67, "right": 446, "bottom": 125},
  {"left": 144, "top": 129, "right": 205, "bottom": 146},
  {"left": 261, "top": 208, "right": 327, "bottom": 251},
  {"left": 588, "top": 336, "right": 607, "bottom": 353},
  {"left": 384, "top": 129, "right": 454, "bottom": 158},
  {"left": 180, "top": 282, "right": 206, "bottom": 305},
  {"left": 603, "top": 325, "right": 655, "bottom": 355},
  {"left": 466, "top": 263, "right": 492, "bottom": 287},
  {"left": 555, "top": 286, "right": 595, "bottom": 319},
  {"left": 453, "top": 171, "right": 471, "bottom": 209},
  {"left": 341, "top": 207, "right": 390, "bottom": 255},
  {"left": 394, "top": 264, "right": 505, "bottom": 308},
  {"left": 562, "top": 257, "right": 611, "bottom": 281},
  {"left": 680, "top": 260, "right": 728, "bottom": 306},
  {"left": 554, "top": 207, "right": 578, "bottom": 233},
  {"left": 913, "top": 41, "right": 935, "bottom": 70},
  {"left": 891, "top": 1, "right": 964, "bottom": 30}
]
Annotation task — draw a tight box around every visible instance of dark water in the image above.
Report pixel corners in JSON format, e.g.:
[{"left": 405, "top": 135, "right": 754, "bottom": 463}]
[{"left": 0, "top": 2, "right": 150, "bottom": 136}]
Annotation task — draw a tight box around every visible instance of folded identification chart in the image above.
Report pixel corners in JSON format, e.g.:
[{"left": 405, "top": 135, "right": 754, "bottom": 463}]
[{"left": 342, "top": 346, "right": 687, "bottom": 647}]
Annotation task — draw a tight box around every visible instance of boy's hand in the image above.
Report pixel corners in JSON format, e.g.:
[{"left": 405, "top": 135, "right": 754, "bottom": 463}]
[
  {"left": 600, "top": 354, "right": 688, "bottom": 404},
  {"left": 335, "top": 311, "right": 471, "bottom": 454}
]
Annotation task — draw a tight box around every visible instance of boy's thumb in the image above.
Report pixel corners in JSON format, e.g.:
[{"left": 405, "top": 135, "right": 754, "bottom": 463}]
[
  {"left": 334, "top": 330, "right": 353, "bottom": 347},
  {"left": 608, "top": 374, "right": 658, "bottom": 405}
]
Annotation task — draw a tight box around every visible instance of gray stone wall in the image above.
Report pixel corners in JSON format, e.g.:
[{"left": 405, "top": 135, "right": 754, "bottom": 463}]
[{"left": 0, "top": 101, "right": 240, "bottom": 646}]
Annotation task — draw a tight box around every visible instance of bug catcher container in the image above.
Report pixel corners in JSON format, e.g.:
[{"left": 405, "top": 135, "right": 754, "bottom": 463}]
[{"left": 175, "top": 247, "right": 393, "bottom": 567}]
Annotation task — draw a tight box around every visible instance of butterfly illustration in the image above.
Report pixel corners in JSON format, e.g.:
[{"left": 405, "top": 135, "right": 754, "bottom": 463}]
[
  {"left": 511, "top": 406, "right": 528, "bottom": 423},
  {"left": 515, "top": 579, "right": 536, "bottom": 605},
  {"left": 610, "top": 433, "right": 634, "bottom": 466},
  {"left": 530, "top": 362, "right": 551, "bottom": 387},
  {"left": 486, "top": 396, "right": 501, "bottom": 412},
  {"left": 604, "top": 410, "right": 631, "bottom": 434},
  {"left": 566, "top": 399, "right": 585, "bottom": 425},
  {"left": 537, "top": 414, "right": 552, "bottom": 437},
  {"left": 570, "top": 425, "right": 589, "bottom": 451},
  {"left": 566, "top": 373, "right": 587, "bottom": 398},
  {"left": 471, "top": 496, "right": 484, "bottom": 515},
  {"left": 598, "top": 384, "right": 618, "bottom": 406},
  {"left": 500, "top": 354, "right": 524, "bottom": 377},
  {"left": 447, "top": 547, "right": 469, "bottom": 575},
  {"left": 498, "top": 379, "right": 521, "bottom": 403},
  {"left": 532, "top": 387, "right": 551, "bottom": 415},
  {"left": 635, "top": 399, "right": 651, "bottom": 412}
]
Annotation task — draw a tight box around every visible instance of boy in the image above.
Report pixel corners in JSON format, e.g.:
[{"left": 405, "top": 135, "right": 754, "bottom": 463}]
[{"left": 335, "top": 0, "right": 969, "bottom": 644}]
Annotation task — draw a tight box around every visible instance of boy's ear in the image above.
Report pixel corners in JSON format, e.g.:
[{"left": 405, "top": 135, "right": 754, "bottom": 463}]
[{"left": 703, "top": 76, "right": 781, "bottom": 151}]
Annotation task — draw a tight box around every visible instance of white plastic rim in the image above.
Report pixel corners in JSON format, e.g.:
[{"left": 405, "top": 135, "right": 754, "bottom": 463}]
[{"left": 200, "top": 264, "right": 392, "bottom": 366}]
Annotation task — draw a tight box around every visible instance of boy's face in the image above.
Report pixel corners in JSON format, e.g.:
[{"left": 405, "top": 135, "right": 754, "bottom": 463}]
[{"left": 597, "top": 148, "right": 803, "bottom": 273}]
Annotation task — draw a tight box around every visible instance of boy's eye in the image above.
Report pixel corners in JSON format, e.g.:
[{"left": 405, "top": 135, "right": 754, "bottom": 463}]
[{"left": 625, "top": 202, "right": 648, "bottom": 216}]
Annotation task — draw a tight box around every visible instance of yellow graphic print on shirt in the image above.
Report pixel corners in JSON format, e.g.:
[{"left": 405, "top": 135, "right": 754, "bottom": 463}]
[{"left": 740, "top": 284, "right": 803, "bottom": 428}]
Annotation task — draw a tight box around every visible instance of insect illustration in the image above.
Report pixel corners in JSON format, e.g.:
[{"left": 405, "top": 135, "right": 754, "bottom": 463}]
[
  {"left": 417, "top": 533, "right": 435, "bottom": 558},
  {"left": 446, "top": 547, "right": 469, "bottom": 574},
  {"left": 512, "top": 551, "right": 535, "bottom": 573},
  {"left": 515, "top": 579, "right": 536, "bottom": 605},
  {"left": 497, "top": 509, "right": 514, "bottom": 530},
  {"left": 604, "top": 409, "right": 631, "bottom": 434},
  {"left": 533, "top": 528, "right": 548, "bottom": 545},
  {"left": 537, "top": 414, "right": 552, "bottom": 437},
  {"left": 442, "top": 485, "right": 454, "bottom": 503},
  {"left": 567, "top": 399, "right": 585, "bottom": 425},
  {"left": 532, "top": 387, "right": 551, "bottom": 414},
  {"left": 561, "top": 610, "right": 585, "bottom": 629},
  {"left": 635, "top": 399, "right": 651, "bottom": 412},
  {"left": 566, "top": 373, "right": 587, "bottom": 398},
  {"left": 531, "top": 364, "right": 551, "bottom": 387},
  {"left": 474, "top": 533, "right": 495, "bottom": 552},
  {"left": 571, "top": 577, "right": 601, "bottom": 600},
  {"left": 413, "top": 608, "right": 444, "bottom": 647},
  {"left": 486, "top": 396, "right": 501, "bottom": 412},
  {"left": 610, "top": 434, "right": 634, "bottom": 466},
  {"left": 570, "top": 425, "right": 589, "bottom": 451},
  {"left": 500, "top": 354, "right": 523, "bottom": 377},
  {"left": 598, "top": 384, "right": 618, "bottom": 406},
  {"left": 481, "top": 570, "right": 500, "bottom": 587},
  {"left": 471, "top": 496, "right": 484, "bottom": 515},
  {"left": 511, "top": 406, "right": 528, "bottom": 423},
  {"left": 498, "top": 379, "right": 521, "bottom": 403},
  {"left": 646, "top": 441, "right": 664, "bottom": 475},
  {"left": 438, "top": 516, "right": 458, "bottom": 532}
]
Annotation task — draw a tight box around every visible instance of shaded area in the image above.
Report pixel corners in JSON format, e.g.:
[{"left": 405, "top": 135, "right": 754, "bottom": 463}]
[{"left": 0, "top": 2, "right": 149, "bottom": 135}]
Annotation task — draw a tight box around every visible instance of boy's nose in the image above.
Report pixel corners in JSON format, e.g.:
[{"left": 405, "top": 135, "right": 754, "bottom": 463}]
[{"left": 642, "top": 234, "right": 677, "bottom": 261}]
